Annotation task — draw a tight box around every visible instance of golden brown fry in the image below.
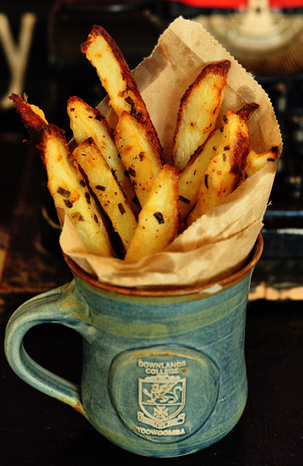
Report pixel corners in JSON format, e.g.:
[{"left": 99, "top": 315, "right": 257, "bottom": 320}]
[
  {"left": 37, "top": 125, "right": 113, "bottom": 256},
  {"left": 10, "top": 93, "right": 114, "bottom": 256},
  {"left": 240, "top": 146, "right": 279, "bottom": 183},
  {"left": 173, "top": 60, "right": 231, "bottom": 170},
  {"left": 125, "top": 165, "right": 180, "bottom": 260},
  {"left": 115, "top": 111, "right": 162, "bottom": 207},
  {"left": 178, "top": 127, "right": 222, "bottom": 219},
  {"left": 67, "top": 96, "right": 137, "bottom": 211},
  {"left": 81, "top": 25, "right": 163, "bottom": 164},
  {"left": 178, "top": 102, "right": 260, "bottom": 220},
  {"left": 72, "top": 138, "right": 137, "bottom": 251},
  {"left": 187, "top": 111, "right": 250, "bottom": 225}
]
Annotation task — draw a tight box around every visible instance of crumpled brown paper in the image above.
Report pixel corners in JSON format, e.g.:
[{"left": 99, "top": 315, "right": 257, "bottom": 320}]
[{"left": 60, "top": 16, "right": 282, "bottom": 289}]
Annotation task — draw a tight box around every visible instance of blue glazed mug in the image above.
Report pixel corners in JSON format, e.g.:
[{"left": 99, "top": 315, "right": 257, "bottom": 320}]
[{"left": 4, "top": 235, "right": 262, "bottom": 457}]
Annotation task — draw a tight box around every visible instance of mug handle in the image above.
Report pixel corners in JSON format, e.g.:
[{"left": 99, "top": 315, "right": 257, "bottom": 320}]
[{"left": 4, "top": 280, "right": 91, "bottom": 414}]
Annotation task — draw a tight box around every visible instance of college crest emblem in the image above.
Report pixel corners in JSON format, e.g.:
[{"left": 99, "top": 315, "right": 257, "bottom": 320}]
[
  {"left": 109, "top": 345, "right": 219, "bottom": 443},
  {"left": 137, "top": 375, "right": 186, "bottom": 429}
]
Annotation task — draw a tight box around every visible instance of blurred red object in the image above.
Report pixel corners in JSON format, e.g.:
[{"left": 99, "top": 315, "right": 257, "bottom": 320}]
[{"left": 163, "top": 0, "right": 303, "bottom": 8}]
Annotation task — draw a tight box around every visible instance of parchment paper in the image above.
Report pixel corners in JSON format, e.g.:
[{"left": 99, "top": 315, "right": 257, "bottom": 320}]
[{"left": 60, "top": 17, "right": 282, "bottom": 289}]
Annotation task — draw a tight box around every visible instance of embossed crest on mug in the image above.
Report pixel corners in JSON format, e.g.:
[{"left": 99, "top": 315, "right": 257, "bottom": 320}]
[
  {"left": 109, "top": 345, "right": 219, "bottom": 443},
  {"left": 137, "top": 372, "right": 186, "bottom": 431}
]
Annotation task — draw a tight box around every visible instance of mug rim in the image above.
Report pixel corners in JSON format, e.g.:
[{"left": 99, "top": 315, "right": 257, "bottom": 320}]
[{"left": 64, "top": 233, "right": 263, "bottom": 298}]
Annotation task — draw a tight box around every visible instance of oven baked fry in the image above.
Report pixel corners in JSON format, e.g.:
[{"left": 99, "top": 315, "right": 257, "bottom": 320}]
[
  {"left": 81, "top": 25, "right": 163, "bottom": 165},
  {"left": 40, "top": 126, "right": 114, "bottom": 256},
  {"left": 178, "top": 127, "right": 222, "bottom": 219},
  {"left": 125, "top": 165, "right": 180, "bottom": 261},
  {"left": 178, "top": 102, "right": 259, "bottom": 220},
  {"left": 173, "top": 60, "right": 231, "bottom": 170},
  {"left": 9, "top": 94, "right": 113, "bottom": 256},
  {"left": 67, "top": 96, "right": 137, "bottom": 212},
  {"left": 187, "top": 111, "right": 250, "bottom": 225},
  {"left": 72, "top": 138, "right": 137, "bottom": 251},
  {"left": 115, "top": 111, "right": 162, "bottom": 207}
]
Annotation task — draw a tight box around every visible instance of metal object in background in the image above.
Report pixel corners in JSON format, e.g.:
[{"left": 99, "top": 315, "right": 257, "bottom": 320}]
[{"left": 195, "top": 0, "right": 303, "bottom": 76}]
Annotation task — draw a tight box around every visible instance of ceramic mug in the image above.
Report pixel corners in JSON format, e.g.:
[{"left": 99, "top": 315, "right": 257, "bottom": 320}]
[{"left": 4, "top": 234, "right": 263, "bottom": 458}]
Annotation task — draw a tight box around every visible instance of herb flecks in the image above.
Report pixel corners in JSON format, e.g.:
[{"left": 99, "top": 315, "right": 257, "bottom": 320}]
[
  {"left": 57, "top": 187, "right": 71, "bottom": 198},
  {"left": 179, "top": 195, "right": 190, "bottom": 205},
  {"left": 64, "top": 199, "right": 73, "bottom": 208},
  {"left": 118, "top": 203, "right": 126, "bottom": 215}
]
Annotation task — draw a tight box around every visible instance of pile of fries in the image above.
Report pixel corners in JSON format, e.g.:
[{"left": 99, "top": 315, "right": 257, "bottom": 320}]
[{"left": 10, "top": 25, "right": 278, "bottom": 261}]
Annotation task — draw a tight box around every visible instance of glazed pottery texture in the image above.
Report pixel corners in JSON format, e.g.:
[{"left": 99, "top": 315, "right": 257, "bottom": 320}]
[{"left": 4, "top": 235, "right": 262, "bottom": 457}]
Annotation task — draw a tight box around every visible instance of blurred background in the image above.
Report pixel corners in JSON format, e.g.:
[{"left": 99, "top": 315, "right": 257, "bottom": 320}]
[{"left": 2, "top": 0, "right": 303, "bottom": 305}]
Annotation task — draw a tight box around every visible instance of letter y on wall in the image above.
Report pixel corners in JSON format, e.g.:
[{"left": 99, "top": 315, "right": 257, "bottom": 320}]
[{"left": 0, "top": 12, "right": 36, "bottom": 109}]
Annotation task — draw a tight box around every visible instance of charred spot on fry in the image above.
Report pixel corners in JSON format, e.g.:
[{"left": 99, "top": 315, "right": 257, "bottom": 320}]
[
  {"left": 128, "top": 167, "right": 136, "bottom": 177},
  {"left": 154, "top": 212, "right": 165, "bottom": 224},
  {"left": 85, "top": 192, "right": 91, "bottom": 204},
  {"left": 72, "top": 212, "right": 84, "bottom": 221},
  {"left": 64, "top": 199, "right": 73, "bottom": 208},
  {"left": 125, "top": 95, "right": 134, "bottom": 108},
  {"left": 236, "top": 102, "right": 259, "bottom": 121}
]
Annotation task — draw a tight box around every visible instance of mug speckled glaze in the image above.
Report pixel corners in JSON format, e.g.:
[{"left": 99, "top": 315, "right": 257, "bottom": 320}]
[{"left": 4, "top": 235, "right": 263, "bottom": 458}]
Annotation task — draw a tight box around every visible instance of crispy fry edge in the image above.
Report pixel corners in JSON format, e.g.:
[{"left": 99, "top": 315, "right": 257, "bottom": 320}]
[{"left": 81, "top": 24, "right": 164, "bottom": 164}]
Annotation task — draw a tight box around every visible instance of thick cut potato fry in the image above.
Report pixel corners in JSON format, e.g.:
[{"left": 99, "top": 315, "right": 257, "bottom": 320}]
[
  {"left": 178, "top": 127, "right": 222, "bottom": 219},
  {"left": 38, "top": 126, "right": 114, "bottom": 256},
  {"left": 240, "top": 146, "right": 279, "bottom": 183},
  {"left": 173, "top": 60, "right": 231, "bottom": 170},
  {"left": 179, "top": 103, "right": 259, "bottom": 221},
  {"left": 125, "top": 165, "right": 180, "bottom": 261},
  {"left": 81, "top": 25, "right": 163, "bottom": 165},
  {"left": 72, "top": 138, "right": 137, "bottom": 251},
  {"left": 115, "top": 111, "right": 162, "bottom": 207},
  {"left": 67, "top": 96, "right": 137, "bottom": 211},
  {"left": 188, "top": 111, "right": 250, "bottom": 225},
  {"left": 9, "top": 94, "right": 113, "bottom": 256}
]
